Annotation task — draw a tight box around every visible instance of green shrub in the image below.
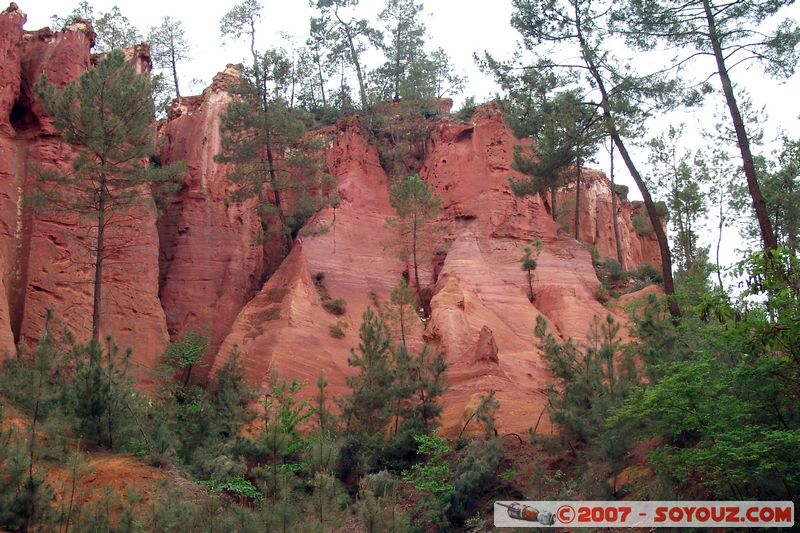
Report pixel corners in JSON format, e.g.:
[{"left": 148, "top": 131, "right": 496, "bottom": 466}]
[
  {"left": 633, "top": 263, "right": 663, "bottom": 284},
  {"left": 329, "top": 321, "right": 347, "bottom": 339},
  {"left": 323, "top": 298, "right": 347, "bottom": 316},
  {"left": 603, "top": 258, "right": 625, "bottom": 283},
  {"left": 632, "top": 201, "right": 668, "bottom": 235},
  {"left": 447, "top": 438, "right": 503, "bottom": 524},
  {"left": 455, "top": 96, "right": 477, "bottom": 122},
  {"left": 594, "top": 285, "right": 611, "bottom": 303}
]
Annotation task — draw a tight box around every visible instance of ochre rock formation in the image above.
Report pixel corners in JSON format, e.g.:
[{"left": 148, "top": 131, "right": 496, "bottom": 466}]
[
  {"left": 208, "top": 103, "right": 655, "bottom": 435},
  {"left": 557, "top": 172, "right": 661, "bottom": 268},
  {"left": 1, "top": 7, "right": 662, "bottom": 433},
  {"left": 156, "top": 65, "right": 274, "bottom": 373},
  {"left": 0, "top": 8, "right": 167, "bottom": 378}
]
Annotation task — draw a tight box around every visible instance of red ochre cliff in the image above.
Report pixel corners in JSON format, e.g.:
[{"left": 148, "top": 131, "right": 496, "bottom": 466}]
[
  {"left": 0, "top": 7, "right": 660, "bottom": 432},
  {"left": 0, "top": 6, "right": 167, "bottom": 379}
]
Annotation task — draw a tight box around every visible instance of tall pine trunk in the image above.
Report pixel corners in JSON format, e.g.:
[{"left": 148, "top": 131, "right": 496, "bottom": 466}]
[
  {"left": 716, "top": 189, "right": 725, "bottom": 290},
  {"left": 411, "top": 215, "right": 420, "bottom": 291},
  {"left": 92, "top": 176, "right": 106, "bottom": 343},
  {"left": 701, "top": 0, "right": 776, "bottom": 251},
  {"left": 574, "top": 158, "right": 582, "bottom": 240},
  {"left": 610, "top": 141, "right": 624, "bottom": 269},
  {"left": 170, "top": 33, "right": 180, "bottom": 98},
  {"left": 335, "top": 12, "right": 368, "bottom": 112},
  {"left": 575, "top": 12, "right": 679, "bottom": 317}
]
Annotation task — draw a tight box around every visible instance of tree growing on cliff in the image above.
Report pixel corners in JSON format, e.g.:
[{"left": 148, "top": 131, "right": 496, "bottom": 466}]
[
  {"left": 373, "top": 0, "right": 426, "bottom": 102},
  {"left": 520, "top": 240, "right": 542, "bottom": 302},
  {"left": 51, "top": 4, "right": 142, "bottom": 53},
  {"left": 218, "top": 2, "right": 338, "bottom": 254},
  {"left": 382, "top": 279, "right": 419, "bottom": 347},
  {"left": 311, "top": 0, "right": 382, "bottom": 112},
  {"left": 502, "top": 0, "right": 683, "bottom": 318},
  {"left": 148, "top": 16, "right": 190, "bottom": 99},
  {"left": 385, "top": 174, "right": 443, "bottom": 292},
  {"left": 509, "top": 89, "right": 603, "bottom": 236},
  {"left": 33, "top": 49, "right": 182, "bottom": 343}
]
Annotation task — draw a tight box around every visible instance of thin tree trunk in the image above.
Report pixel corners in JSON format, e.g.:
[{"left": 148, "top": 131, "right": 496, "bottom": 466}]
[
  {"left": 170, "top": 32, "right": 180, "bottom": 98},
  {"left": 263, "top": 110, "right": 292, "bottom": 253},
  {"left": 610, "top": 141, "right": 624, "bottom": 269},
  {"left": 412, "top": 215, "right": 420, "bottom": 291},
  {"left": 701, "top": 0, "right": 776, "bottom": 251},
  {"left": 92, "top": 178, "right": 106, "bottom": 343},
  {"left": 527, "top": 269, "right": 534, "bottom": 302},
  {"left": 316, "top": 55, "right": 327, "bottom": 108},
  {"left": 63, "top": 438, "right": 80, "bottom": 533},
  {"left": 550, "top": 184, "right": 558, "bottom": 222},
  {"left": 25, "top": 352, "right": 44, "bottom": 533},
  {"left": 399, "top": 306, "right": 407, "bottom": 347},
  {"left": 574, "top": 10, "right": 679, "bottom": 318},
  {"left": 182, "top": 364, "right": 194, "bottom": 389},
  {"left": 393, "top": 23, "right": 402, "bottom": 101},
  {"left": 609, "top": 128, "right": 679, "bottom": 318},
  {"left": 574, "top": 158, "right": 582, "bottom": 240},
  {"left": 107, "top": 341, "right": 113, "bottom": 449},
  {"left": 335, "top": 10, "right": 368, "bottom": 112},
  {"left": 716, "top": 184, "right": 725, "bottom": 290}
]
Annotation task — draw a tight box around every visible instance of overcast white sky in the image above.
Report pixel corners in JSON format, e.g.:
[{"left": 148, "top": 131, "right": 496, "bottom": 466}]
[{"left": 18, "top": 0, "right": 800, "bottom": 272}]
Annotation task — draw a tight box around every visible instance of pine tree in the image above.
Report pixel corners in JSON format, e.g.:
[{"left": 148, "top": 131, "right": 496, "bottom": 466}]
[
  {"left": 507, "top": 0, "right": 683, "bottom": 317},
  {"left": 218, "top": 3, "right": 337, "bottom": 254},
  {"left": 375, "top": 0, "right": 426, "bottom": 101},
  {"left": 33, "top": 49, "right": 182, "bottom": 342},
  {"left": 382, "top": 279, "right": 419, "bottom": 347},
  {"left": 52, "top": 4, "right": 141, "bottom": 53},
  {"left": 519, "top": 240, "right": 542, "bottom": 302},
  {"left": 508, "top": 90, "right": 602, "bottom": 233},
  {"left": 148, "top": 16, "right": 190, "bottom": 99},
  {"left": 647, "top": 126, "right": 710, "bottom": 272},
  {"left": 341, "top": 308, "right": 395, "bottom": 437},
  {"left": 385, "top": 174, "right": 443, "bottom": 292},
  {"left": 613, "top": 0, "right": 800, "bottom": 251},
  {"left": 311, "top": 0, "right": 382, "bottom": 112}
]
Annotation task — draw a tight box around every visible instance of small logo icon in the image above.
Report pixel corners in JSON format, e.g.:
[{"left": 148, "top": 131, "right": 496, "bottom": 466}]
[
  {"left": 557, "top": 504, "right": 576, "bottom": 524},
  {"left": 497, "top": 502, "right": 556, "bottom": 525}
]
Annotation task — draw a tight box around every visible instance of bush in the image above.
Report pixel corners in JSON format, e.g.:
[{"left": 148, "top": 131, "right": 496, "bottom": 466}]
[
  {"left": 633, "top": 263, "right": 663, "bottom": 284},
  {"left": 632, "top": 201, "right": 668, "bottom": 235},
  {"left": 323, "top": 298, "right": 347, "bottom": 316},
  {"left": 329, "top": 321, "right": 347, "bottom": 339},
  {"left": 455, "top": 96, "right": 477, "bottom": 123},
  {"left": 314, "top": 272, "right": 347, "bottom": 315},
  {"left": 447, "top": 438, "right": 503, "bottom": 524},
  {"left": 594, "top": 285, "right": 611, "bottom": 303},
  {"left": 604, "top": 259, "right": 625, "bottom": 283}
]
